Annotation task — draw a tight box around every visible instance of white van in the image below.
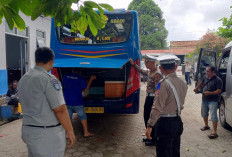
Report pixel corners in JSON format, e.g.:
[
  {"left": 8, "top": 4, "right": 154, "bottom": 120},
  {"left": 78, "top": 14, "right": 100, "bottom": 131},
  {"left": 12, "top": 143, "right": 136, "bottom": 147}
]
[{"left": 195, "top": 41, "right": 232, "bottom": 130}]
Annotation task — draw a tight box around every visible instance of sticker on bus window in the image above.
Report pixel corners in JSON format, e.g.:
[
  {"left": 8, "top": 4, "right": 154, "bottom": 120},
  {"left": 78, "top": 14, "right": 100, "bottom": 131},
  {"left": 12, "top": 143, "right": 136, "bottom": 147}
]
[
  {"left": 75, "top": 37, "right": 90, "bottom": 41},
  {"left": 96, "top": 37, "right": 111, "bottom": 41},
  {"left": 110, "top": 19, "right": 125, "bottom": 24}
]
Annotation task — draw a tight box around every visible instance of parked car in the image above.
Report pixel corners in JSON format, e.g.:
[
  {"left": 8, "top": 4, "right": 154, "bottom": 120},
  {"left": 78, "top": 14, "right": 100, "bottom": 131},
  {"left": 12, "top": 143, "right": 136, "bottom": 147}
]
[
  {"left": 194, "top": 41, "right": 232, "bottom": 130},
  {"left": 175, "top": 58, "right": 182, "bottom": 78}
]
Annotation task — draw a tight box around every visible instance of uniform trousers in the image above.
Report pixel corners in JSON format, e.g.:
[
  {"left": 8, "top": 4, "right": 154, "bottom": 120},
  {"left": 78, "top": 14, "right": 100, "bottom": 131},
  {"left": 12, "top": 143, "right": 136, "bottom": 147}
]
[
  {"left": 144, "top": 96, "right": 156, "bottom": 141},
  {"left": 155, "top": 116, "right": 183, "bottom": 157},
  {"left": 22, "top": 125, "right": 66, "bottom": 157}
]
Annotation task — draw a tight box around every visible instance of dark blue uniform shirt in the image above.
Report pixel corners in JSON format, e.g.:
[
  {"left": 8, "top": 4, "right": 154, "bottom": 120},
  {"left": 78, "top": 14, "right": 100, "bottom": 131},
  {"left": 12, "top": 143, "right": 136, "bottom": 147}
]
[{"left": 63, "top": 73, "right": 87, "bottom": 106}]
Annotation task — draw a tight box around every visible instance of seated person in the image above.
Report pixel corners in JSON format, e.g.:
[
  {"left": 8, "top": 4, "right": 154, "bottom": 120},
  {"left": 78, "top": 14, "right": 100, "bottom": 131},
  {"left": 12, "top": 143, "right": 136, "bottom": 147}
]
[{"left": 6, "top": 80, "right": 19, "bottom": 114}]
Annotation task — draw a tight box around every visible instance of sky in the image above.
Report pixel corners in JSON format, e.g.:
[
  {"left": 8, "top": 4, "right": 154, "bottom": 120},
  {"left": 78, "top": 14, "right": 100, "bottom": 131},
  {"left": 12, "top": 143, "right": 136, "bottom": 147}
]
[{"left": 74, "top": 0, "right": 231, "bottom": 43}]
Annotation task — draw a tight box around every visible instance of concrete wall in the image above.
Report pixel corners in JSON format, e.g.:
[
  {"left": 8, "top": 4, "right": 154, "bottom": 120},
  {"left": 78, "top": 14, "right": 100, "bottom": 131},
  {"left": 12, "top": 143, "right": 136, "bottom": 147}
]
[
  {"left": 0, "top": 13, "right": 51, "bottom": 95},
  {"left": 19, "top": 13, "right": 51, "bottom": 68},
  {"left": 0, "top": 22, "right": 7, "bottom": 95}
]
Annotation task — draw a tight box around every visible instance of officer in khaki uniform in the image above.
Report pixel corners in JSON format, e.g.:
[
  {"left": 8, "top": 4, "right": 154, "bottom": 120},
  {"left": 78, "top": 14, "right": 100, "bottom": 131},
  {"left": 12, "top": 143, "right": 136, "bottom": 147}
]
[
  {"left": 129, "top": 55, "right": 163, "bottom": 146},
  {"left": 146, "top": 54, "right": 188, "bottom": 157},
  {"left": 18, "top": 47, "right": 75, "bottom": 157}
]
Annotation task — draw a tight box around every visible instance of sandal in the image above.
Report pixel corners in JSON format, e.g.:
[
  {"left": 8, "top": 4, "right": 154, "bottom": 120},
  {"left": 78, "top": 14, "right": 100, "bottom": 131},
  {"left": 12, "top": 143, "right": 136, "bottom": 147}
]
[
  {"left": 208, "top": 133, "right": 218, "bottom": 139},
  {"left": 200, "top": 126, "right": 210, "bottom": 131}
]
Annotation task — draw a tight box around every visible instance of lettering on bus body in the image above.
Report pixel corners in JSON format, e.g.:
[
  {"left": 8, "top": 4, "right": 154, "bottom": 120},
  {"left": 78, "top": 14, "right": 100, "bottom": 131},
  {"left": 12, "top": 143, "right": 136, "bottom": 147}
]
[{"left": 110, "top": 19, "right": 125, "bottom": 24}]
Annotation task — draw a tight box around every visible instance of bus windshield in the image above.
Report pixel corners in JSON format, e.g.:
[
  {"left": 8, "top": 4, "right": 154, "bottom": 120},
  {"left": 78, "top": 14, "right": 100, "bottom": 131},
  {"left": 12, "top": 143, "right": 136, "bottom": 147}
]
[{"left": 56, "top": 13, "right": 132, "bottom": 44}]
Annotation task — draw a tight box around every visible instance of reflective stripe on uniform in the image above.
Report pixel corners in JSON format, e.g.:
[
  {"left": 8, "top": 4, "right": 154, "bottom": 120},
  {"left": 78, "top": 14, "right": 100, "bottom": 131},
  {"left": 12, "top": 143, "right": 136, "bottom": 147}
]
[{"left": 165, "top": 79, "right": 181, "bottom": 116}]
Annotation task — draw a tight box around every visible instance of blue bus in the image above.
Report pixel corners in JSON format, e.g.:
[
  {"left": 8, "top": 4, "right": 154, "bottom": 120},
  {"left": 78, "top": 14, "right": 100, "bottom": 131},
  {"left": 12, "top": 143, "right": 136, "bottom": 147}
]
[{"left": 50, "top": 9, "right": 141, "bottom": 114}]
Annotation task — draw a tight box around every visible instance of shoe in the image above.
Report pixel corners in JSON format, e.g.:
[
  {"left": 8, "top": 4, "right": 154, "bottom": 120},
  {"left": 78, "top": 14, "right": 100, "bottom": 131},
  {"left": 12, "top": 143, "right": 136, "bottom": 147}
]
[
  {"left": 200, "top": 126, "right": 210, "bottom": 131},
  {"left": 142, "top": 138, "right": 150, "bottom": 142},
  {"left": 145, "top": 140, "right": 156, "bottom": 146},
  {"left": 208, "top": 133, "right": 218, "bottom": 139}
]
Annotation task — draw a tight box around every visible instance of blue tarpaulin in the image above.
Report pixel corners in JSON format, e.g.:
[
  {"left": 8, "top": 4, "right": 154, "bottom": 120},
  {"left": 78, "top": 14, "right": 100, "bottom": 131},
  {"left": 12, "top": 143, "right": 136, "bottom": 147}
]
[{"left": 53, "top": 58, "right": 129, "bottom": 69}]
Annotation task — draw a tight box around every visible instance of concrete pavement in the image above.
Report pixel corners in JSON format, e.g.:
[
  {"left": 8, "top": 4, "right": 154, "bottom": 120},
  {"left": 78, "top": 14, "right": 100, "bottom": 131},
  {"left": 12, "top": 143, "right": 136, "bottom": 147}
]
[{"left": 0, "top": 83, "right": 232, "bottom": 157}]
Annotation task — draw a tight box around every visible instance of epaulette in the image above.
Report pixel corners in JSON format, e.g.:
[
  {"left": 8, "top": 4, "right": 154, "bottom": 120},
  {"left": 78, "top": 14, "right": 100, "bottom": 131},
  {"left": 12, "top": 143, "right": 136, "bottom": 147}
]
[{"left": 43, "top": 72, "right": 54, "bottom": 78}]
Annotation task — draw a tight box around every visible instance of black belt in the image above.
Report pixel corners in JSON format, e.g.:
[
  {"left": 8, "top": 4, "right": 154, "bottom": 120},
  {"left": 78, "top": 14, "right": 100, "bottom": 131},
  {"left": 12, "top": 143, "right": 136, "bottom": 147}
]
[
  {"left": 160, "top": 114, "right": 178, "bottom": 117},
  {"left": 24, "top": 123, "right": 61, "bottom": 128}
]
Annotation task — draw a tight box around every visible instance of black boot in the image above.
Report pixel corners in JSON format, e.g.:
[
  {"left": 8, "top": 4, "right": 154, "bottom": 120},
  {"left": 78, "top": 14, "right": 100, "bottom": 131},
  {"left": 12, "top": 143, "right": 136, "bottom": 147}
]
[
  {"left": 142, "top": 138, "right": 150, "bottom": 142},
  {"left": 145, "top": 140, "right": 156, "bottom": 146}
]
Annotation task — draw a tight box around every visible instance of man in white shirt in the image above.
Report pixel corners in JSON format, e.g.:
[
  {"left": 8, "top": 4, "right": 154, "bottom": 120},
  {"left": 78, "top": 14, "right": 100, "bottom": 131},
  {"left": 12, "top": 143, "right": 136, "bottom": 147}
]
[{"left": 185, "top": 61, "right": 192, "bottom": 85}]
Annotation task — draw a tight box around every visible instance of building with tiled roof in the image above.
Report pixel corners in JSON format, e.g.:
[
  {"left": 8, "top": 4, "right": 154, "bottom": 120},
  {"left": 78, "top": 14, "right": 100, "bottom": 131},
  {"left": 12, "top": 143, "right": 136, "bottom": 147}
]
[{"left": 141, "top": 40, "right": 199, "bottom": 64}]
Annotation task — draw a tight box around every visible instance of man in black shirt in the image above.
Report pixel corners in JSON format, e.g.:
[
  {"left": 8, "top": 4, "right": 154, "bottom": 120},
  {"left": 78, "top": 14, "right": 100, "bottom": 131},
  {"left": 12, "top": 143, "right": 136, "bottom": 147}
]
[
  {"left": 194, "top": 66, "right": 223, "bottom": 139},
  {"left": 6, "top": 80, "right": 19, "bottom": 114}
]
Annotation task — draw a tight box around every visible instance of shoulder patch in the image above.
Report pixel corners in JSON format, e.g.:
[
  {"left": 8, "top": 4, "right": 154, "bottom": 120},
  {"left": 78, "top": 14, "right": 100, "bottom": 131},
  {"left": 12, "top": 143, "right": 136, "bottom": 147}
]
[
  {"left": 156, "top": 82, "right": 161, "bottom": 90},
  {"left": 155, "top": 82, "right": 161, "bottom": 96},
  {"left": 52, "top": 78, "right": 61, "bottom": 91},
  {"left": 43, "top": 71, "right": 53, "bottom": 78}
]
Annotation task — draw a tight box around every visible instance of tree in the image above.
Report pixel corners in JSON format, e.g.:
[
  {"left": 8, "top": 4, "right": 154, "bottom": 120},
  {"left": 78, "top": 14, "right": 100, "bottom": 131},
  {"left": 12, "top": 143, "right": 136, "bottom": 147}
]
[
  {"left": 217, "top": 6, "right": 232, "bottom": 39},
  {"left": 186, "top": 30, "right": 230, "bottom": 63},
  {"left": 0, "top": 0, "right": 113, "bottom": 36},
  {"left": 128, "top": 0, "right": 168, "bottom": 50}
]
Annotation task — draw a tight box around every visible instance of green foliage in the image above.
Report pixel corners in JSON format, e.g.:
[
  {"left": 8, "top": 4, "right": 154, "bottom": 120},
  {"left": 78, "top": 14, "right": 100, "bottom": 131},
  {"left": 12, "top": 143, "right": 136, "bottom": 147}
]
[
  {"left": 128, "top": 0, "right": 168, "bottom": 50},
  {"left": 1, "top": 5, "right": 25, "bottom": 30},
  {"left": 0, "top": 0, "right": 113, "bottom": 36},
  {"left": 198, "top": 31, "right": 229, "bottom": 56},
  {"left": 10, "top": 0, "right": 38, "bottom": 16},
  {"left": 217, "top": 5, "right": 232, "bottom": 39},
  {"left": 98, "top": 4, "right": 113, "bottom": 12},
  {"left": 217, "top": 17, "right": 232, "bottom": 39},
  {"left": 185, "top": 49, "right": 199, "bottom": 63},
  {"left": 186, "top": 31, "right": 230, "bottom": 62},
  {"left": 0, "top": 0, "right": 26, "bottom": 30}
]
